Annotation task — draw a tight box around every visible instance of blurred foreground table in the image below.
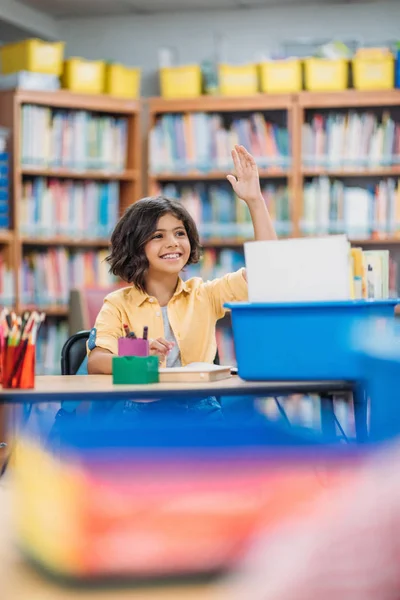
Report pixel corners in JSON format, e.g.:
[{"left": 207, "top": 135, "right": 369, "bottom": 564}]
[{"left": 0, "top": 479, "right": 232, "bottom": 600}]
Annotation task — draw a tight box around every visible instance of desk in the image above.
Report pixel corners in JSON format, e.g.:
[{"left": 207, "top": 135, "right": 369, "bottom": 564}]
[
  {"left": 0, "top": 374, "right": 353, "bottom": 403},
  {"left": 0, "top": 374, "right": 359, "bottom": 443}
]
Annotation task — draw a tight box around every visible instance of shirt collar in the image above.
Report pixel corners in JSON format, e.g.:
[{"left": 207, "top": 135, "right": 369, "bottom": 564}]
[{"left": 129, "top": 278, "right": 189, "bottom": 307}]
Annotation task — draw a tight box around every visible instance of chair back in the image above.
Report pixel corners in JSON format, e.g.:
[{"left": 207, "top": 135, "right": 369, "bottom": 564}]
[
  {"left": 69, "top": 286, "right": 121, "bottom": 334},
  {"left": 61, "top": 330, "right": 90, "bottom": 375}
]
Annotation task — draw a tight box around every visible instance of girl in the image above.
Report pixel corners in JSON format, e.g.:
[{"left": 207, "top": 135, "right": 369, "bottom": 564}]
[{"left": 88, "top": 145, "right": 276, "bottom": 375}]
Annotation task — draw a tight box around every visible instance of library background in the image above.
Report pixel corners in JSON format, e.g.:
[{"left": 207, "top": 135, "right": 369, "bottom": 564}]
[{"left": 0, "top": 0, "right": 399, "bottom": 375}]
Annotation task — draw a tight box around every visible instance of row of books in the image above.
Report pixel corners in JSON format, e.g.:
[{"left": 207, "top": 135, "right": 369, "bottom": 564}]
[
  {"left": 36, "top": 319, "right": 69, "bottom": 376},
  {"left": 185, "top": 248, "right": 245, "bottom": 281},
  {"left": 21, "top": 105, "right": 128, "bottom": 172},
  {"left": 20, "top": 249, "right": 115, "bottom": 307},
  {"left": 150, "top": 112, "right": 290, "bottom": 173},
  {"left": 302, "top": 177, "right": 400, "bottom": 237},
  {"left": 350, "top": 247, "right": 400, "bottom": 300},
  {"left": 303, "top": 111, "right": 400, "bottom": 167},
  {"left": 0, "top": 153, "right": 9, "bottom": 229},
  {"left": 216, "top": 325, "right": 236, "bottom": 366},
  {"left": 0, "top": 254, "right": 14, "bottom": 305},
  {"left": 20, "top": 178, "right": 119, "bottom": 238},
  {"left": 159, "top": 182, "right": 291, "bottom": 237}
]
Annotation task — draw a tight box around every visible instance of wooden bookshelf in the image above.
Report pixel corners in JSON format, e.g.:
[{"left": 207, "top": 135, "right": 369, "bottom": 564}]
[
  {"left": 147, "top": 94, "right": 296, "bottom": 240},
  {"left": 19, "top": 236, "right": 110, "bottom": 248},
  {"left": 146, "top": 90, "right": 400, "bottom": 256},
  {"left": 19, "top": 166, "right": 139, "bottom": 181},
  {"left": 149, "top": 169, "right": 289, "bottom": 182},
  {"left": 302, "top": 167, "right": 400, "bottom": 177},
  {"left": 0, "top": 229, "right": 14, "bottom": 244},
  {"left": 0, "top": 89, "right": 142, "bottom": 317},
  {"left": 298, "top": 90, "right": 400, "bottom": 109}
]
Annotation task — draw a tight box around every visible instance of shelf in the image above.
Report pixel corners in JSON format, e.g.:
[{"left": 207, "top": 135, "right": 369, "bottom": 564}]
[
  {"left": 19, "top": 305, "right": 69, "bottom": 317},
  {"left": 20, "top": 236, "right": 110, "bottom": 247},
  {"left": 302, "top": 167, "right": 400, "bottom": 178},
  {"left": 150, "top": 169, "right": 290, "bottom": 181},
  {"left": 350, "top": 237, "right": 400, "bottom": 246},
  {"left": 20, "top": 167, "right": 138, "bottom": 181},
  {"left": 299, "top": 90, "right": 400, "bottom": 109},
  {"left": 148, "top": 94, "right": 293, "bottom": 114},
  {"left": 202, "top": 238, "right": 249, "bottom": 248},
  {"left": 0, "top": 230, "right": 13, "bottom": 244},
  {"left": 12, "top": 89, "right": 140, "bottom": 114}
]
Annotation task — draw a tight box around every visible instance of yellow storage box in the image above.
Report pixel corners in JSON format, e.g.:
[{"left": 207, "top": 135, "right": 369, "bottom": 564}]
[
  {"left": 160, "top": 65, "right": 201, "bottom": 99},
  {"left": 218, "top": 63, "right": 259, "bottom": 96},
  {"left": 352, "top": 49, "right": 394, "bottom": 91},
  {"left": 259, "top": 59, "right": 302, "bottom": 93},
  {"left": 0, "top": 39, "right": 64, "bottom": 76},
  {"left": 62, "top": 58, "right": 105, "bottom": 94},
  {"left": 304, "top": 58, "right": 349, "bottom": 92},
  {"left": 105, "top": 64, "right": 141, "bottom": 98}
]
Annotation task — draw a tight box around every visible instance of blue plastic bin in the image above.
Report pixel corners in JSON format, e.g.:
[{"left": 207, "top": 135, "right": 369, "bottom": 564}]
[
  {"left": 355, "top": 320, "right": 400, "bottom": 442},
  {"left": 225, "top": 300, "right": 399, "bottom": 381}
]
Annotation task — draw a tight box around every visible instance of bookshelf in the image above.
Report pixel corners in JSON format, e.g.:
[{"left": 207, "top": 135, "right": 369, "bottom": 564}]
[
  {"left": 147, "top": 91, "right": 400, "bottom": 247},
  {"left": 0, "top": 89, "right": 141, "bottom": 314},
  {"left": 297, "top": 90, "right": 400, "bottom": 245},
  {"left": 0, "top": 89, "right": 141, "bottom": 373}
]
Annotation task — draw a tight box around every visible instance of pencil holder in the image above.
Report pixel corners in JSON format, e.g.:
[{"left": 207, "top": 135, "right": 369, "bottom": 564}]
[
  {"left": 2, "top": 343, "right": 35, "bottom": 389},
  {"left": 112, "top": 355, "right": 159, "bottom": 385},
  {"left": 118, "top": 337, "right": 149, "bottom": 357}
]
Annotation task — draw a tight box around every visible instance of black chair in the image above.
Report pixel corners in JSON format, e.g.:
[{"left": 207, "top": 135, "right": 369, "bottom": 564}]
[{"left": 61, "top": 330, "right": 90, "bottom": 375}]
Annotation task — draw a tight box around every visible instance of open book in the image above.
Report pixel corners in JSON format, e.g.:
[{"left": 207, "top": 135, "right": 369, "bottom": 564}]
[{"left": 159, "top": 363, "right": 232, "bottom": 383}]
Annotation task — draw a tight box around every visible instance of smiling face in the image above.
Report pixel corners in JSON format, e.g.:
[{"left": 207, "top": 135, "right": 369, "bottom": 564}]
[{"left": 144, "top": 212, "right": 191, "bottom": 278}]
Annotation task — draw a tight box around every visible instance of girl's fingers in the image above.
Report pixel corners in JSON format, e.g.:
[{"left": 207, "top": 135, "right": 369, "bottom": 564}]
[
  {"left": 150, "top": 341, "right": 168, "bottom": 355},
  {"left": 231, "top": 146, "right": 243, "bottom": 177},
  {"left": 239, "top": 145, "right": 257, "bottom": 170},
  {"left": 150, "top": 338, "right": 174, "bottom": 356},
  {"left": 156, "top": 337, "right": 174, "bottom": 350}
]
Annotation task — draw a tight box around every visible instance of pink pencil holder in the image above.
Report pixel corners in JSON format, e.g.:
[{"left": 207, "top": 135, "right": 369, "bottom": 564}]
[{"left": 118, "top": 337, "right": 149, "bottom": 357}]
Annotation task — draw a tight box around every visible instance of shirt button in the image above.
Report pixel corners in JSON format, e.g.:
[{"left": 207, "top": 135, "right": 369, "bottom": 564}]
[
  {"left": 156, "top": 311, "right": 161, "bottom": 317},
  {"left": 149, "top": 298, "right": 154, "bottom": 303}
]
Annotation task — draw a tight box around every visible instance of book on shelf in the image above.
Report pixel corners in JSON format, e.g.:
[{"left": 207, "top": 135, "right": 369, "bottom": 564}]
[
  {"left": 0, "top": 254, "right": 14, "bottom": 306},
  {"left": 150, "top": 112, "right": 290, "bottom": 173},
  {"left": 350, "top": 247, "right": 391, "bottom": 300},
  {"left": 20, "top": 177, "right": 119, "bottom": 239},
  {"left": 303, "top": 111, "right": 400, "bottom": 168},
  {"left": 21, "top": 105, "right": 128, "bottom": 172},
  {"left": 158, "top": 181, "right": 291, "bottom": 238},
  {"left": 36, "top": 319, "right": 69, "bottom": 375},
  {"left": 185, "top": 248, "right": 245, "bottom": 281},
  {"left": 302, "top": 176, "right": 400, "bottom": 238},
  {"left": 216, "top": 325, "right": 236, "bottom": 366},
  {"left": 0, "top": 152, "right": 9, "bottom": 229},
  {"left": 20, "top": 248, "right": 115, "bottom": 308}
]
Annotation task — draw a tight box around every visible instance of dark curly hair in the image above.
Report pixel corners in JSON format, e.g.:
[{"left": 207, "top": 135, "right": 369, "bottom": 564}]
[{"left": 106, "top": 196, "right": 201, "bottom": 291}]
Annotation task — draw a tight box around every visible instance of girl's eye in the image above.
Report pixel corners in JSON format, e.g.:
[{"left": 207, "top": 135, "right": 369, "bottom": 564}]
[
  {"left": 152, "top": 233, "right": 162, "bottom": 240},
  {"left": 176, "top": 230, "right": 186, "bottom": 237}
]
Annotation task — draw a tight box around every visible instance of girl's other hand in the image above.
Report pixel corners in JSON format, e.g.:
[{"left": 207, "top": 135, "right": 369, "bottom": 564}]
[{"left": 149, "top": 337, "right": 174, "bottom": 361}]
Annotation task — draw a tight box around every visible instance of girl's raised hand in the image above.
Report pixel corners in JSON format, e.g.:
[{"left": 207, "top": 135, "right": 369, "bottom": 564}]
[{"left": 226, "top": 145, "right": 263, "bottom": 206}]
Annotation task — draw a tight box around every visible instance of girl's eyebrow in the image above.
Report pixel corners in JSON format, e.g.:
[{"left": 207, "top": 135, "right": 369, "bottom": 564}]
[{"left": 154, "top": 226, "right": 185, "bottom": 232}]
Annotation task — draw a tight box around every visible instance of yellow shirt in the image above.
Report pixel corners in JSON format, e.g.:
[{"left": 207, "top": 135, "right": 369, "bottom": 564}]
[{"left": 91, "top": 269, "right": 248, "bottom": 365}]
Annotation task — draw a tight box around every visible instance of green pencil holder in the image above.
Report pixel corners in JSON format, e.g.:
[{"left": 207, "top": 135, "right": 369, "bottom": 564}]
[{"left": 112, "top": 355, "right": 159, "bottom": 385}]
